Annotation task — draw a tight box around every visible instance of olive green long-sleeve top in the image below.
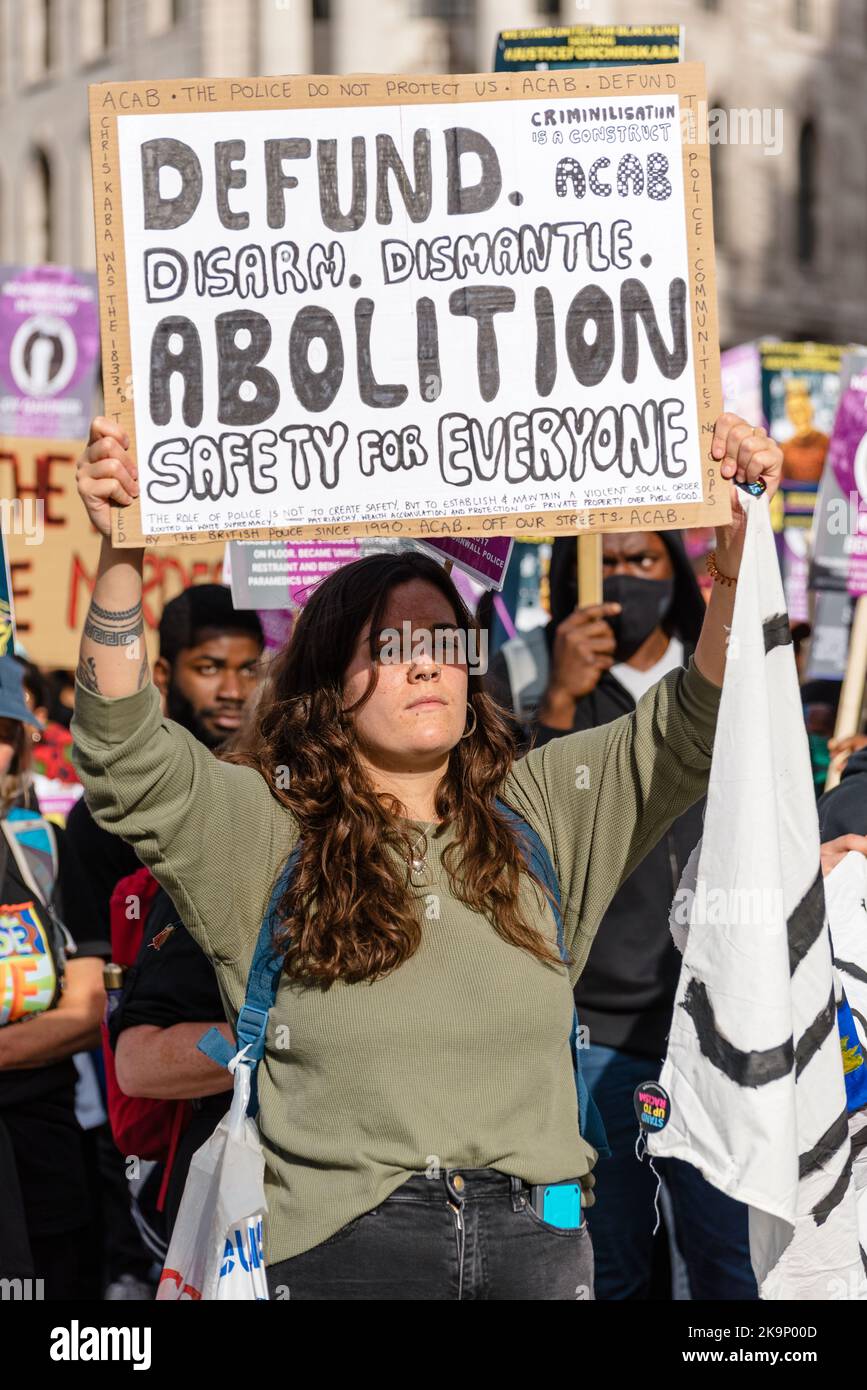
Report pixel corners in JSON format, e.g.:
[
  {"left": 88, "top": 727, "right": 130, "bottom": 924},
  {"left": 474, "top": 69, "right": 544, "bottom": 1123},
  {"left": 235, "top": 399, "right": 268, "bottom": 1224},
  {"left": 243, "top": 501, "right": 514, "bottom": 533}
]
[{"left": 72, "top": 659, "right": 719, "bottom": 1262}]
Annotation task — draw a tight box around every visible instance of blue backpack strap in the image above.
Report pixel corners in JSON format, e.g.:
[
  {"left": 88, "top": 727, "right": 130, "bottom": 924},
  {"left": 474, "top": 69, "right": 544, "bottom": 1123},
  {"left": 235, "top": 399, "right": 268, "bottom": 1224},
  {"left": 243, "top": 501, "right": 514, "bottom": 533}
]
[
  {"left": 197, "top": 1027, "right": 234, "bottom": 1070},
  {"left": 198, "top": 846, "right": 301, "bottom": 1116},
  {"left": 495, "top": 799, "right": 610, "bottom": 1159}
]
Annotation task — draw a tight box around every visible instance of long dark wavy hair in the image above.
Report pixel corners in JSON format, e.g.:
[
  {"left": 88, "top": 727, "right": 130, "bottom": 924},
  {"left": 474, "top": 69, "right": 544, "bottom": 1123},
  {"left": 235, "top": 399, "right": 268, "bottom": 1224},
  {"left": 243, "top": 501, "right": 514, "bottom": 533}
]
[{"left": 226, "top": 550, "right": 562, "bottom": 986}]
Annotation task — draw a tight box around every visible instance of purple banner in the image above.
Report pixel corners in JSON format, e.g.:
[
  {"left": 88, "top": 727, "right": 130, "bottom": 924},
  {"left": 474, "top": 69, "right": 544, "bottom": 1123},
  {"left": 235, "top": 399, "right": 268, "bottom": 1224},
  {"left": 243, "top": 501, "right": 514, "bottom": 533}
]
[
  {"left": 810, "top": 353, "right": 867, "bottom": 599},
  {"left": 0, "top": 265, "right": 100, "bottom": 440},
  {"left": 414, "top": 536, "right": 514, "bottom": 592},
  {"left": 832, "top": 367, "right": 867, "bottom": 597}
]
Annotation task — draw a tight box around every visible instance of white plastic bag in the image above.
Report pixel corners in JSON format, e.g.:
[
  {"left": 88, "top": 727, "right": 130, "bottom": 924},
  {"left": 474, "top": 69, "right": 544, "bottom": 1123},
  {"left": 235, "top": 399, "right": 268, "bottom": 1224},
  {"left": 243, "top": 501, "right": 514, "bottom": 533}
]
[{"left": 156, "top": 1049, "right": 269, "bottom": 1301}]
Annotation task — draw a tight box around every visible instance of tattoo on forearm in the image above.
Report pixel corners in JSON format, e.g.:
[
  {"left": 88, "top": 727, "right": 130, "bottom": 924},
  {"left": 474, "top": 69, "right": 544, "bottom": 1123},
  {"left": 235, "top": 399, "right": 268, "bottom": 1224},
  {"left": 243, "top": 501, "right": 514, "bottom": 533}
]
[
  {"left": 76, "top": 657, "right": 100, "bottom": 693},
  {"left": 90, "top": 599, "right": 144, "bottom": 624},
  {"left": 84, "top": 614, "right": 145, "bottom": 647},
  {"left": 84, "top": 593, "right": 144, "bottom": 651},
  {"left": 136, "top": 647, "right": 150, "bottom": 691}
]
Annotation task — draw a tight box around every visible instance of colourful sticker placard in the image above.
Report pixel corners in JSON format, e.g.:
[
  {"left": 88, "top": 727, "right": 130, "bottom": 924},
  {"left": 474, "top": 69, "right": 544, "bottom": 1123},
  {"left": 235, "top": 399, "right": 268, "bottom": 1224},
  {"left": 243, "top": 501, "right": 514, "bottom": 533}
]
[
  {"left": 810, "top": 350, "right": 867, "bottom": 600},
  {"left": 494, "top": 23, "right": 684, "bottom": 72},
  {"left": 633, "top": 1079, "right": 670, "bottom": 1132},
  {"left": 0, "top": 265, "right": 100, "bottom": 441},
  {"left": 0, "top": 900, "right": 57, "bottom": 1024}
]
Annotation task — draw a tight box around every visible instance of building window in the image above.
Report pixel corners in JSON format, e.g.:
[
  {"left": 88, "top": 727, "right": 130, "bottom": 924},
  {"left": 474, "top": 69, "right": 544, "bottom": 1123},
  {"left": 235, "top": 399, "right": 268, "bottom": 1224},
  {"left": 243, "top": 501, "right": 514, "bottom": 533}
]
[
  {"left": 312, "top": 0, "right": 330, "bottom": 19},
  {"left": 148, "top": 0, "right": 183, "bottom": 36},
  {"left": 797, "top": 121, "right": 817, "bottom": 264},
  {"left": 23, "top": 0, "right": 55, "bottom": 84},
  {"left": 537, "top": 0, "right": 561, "bottom": 15},
  {"left": 702, "top": 0, "right": 720, "bottom": 10},
  {"left": 413, "top": 1, "right": 475, "bottom": 16},
  {"left": 793, "top": 0, "right": 811, "bottom": 31},
  {"left": 23, "top": 149, "right": 53, "bottom": 264},
  {"left": 80, "top": 0, "right": 112, "bottom": 63}
]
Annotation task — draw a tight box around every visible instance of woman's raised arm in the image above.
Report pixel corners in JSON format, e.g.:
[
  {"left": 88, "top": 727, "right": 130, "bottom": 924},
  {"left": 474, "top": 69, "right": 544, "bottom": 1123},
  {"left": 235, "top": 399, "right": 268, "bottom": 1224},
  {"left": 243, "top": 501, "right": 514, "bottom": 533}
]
[
  {"left": 70, "top": 415, "right": 292, "bottom": 966},
  {"left": 693, "top": 413, "right": 784, "bottom": 687},
  {"left": 75, "top": 416, "right": 146, "bottom": 699}
]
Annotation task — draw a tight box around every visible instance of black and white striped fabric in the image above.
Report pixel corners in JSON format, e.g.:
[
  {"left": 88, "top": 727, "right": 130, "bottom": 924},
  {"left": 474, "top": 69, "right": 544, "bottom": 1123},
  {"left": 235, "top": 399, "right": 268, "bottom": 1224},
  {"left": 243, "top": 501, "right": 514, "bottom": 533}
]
[{"left": 649, "top": 493, "right": 866, "bottom": 1300}]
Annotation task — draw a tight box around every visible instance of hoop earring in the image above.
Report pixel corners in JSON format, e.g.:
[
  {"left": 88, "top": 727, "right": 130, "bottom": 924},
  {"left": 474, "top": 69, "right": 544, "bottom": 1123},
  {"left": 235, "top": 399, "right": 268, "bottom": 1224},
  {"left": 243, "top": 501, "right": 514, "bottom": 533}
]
[{"left": 461, "top": 702, "right": 477, "bottom": 740}]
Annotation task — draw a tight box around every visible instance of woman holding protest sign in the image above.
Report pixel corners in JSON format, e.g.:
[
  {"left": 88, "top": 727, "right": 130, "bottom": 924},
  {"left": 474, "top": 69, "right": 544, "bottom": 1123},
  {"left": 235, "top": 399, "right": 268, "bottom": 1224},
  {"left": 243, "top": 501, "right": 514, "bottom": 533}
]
[{"left": 71, "top": 411, "right": 781, "bottom": 1301}]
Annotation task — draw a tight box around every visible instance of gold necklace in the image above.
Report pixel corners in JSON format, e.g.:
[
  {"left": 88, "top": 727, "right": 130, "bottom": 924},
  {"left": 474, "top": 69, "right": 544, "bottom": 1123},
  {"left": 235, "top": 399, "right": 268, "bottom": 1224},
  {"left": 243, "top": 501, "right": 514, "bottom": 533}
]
[{"left": 407, "top": 821, "right": 438, "bottom": 879}]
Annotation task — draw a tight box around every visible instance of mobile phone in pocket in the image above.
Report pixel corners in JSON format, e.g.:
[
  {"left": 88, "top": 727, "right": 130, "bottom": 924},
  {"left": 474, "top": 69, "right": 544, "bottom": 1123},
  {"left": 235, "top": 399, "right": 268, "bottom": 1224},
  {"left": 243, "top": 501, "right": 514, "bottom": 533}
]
[{"left": 529, "top": 1181, "right": 584, "bottom": 1229}]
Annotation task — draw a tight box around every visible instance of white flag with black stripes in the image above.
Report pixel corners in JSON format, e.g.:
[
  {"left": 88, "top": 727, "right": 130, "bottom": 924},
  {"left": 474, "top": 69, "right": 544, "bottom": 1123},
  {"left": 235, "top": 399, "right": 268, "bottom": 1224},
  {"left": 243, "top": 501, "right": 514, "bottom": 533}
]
[{"left": 649, "top": 492, "right": 867, "bottom": 1300}]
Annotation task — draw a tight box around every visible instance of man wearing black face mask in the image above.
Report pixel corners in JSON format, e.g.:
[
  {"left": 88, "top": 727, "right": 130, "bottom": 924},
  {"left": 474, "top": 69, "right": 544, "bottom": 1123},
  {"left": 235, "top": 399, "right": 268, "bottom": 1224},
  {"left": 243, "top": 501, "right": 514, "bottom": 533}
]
[
  {"left": 539, "top": 533, "right": 685, "bottom": 729},
  {"left": 486, "top": 531, "right": 757, "bottom": 1302}
]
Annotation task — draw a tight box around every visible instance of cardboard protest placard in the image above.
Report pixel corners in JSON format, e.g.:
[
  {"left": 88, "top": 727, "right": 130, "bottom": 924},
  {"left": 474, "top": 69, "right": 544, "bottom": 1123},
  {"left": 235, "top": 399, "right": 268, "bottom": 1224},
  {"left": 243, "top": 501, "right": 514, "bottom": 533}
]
[
  {"left": 494, "top": 24, "right": 684, "bottom": 72},
  {"left": 761, "top": 340, "right": 844, "bottom": 622},
  {"left": 0, "top": 437, "right": 225, "bottom": 667},
  {"left": 761, "top": 341, "right": 843, "bottom": 487},
  {"left": 89, "top": 64, "right": 725, "bottom": 549},
  {"left": 0, "top": 265, "right": 100, "bottom": 441}
]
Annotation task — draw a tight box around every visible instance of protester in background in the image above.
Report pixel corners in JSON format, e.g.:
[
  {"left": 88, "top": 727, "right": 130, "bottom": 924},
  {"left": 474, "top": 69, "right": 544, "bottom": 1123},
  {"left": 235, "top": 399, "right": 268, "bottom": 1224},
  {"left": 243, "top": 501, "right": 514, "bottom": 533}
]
[
  {"left": 18, "top": 661, "right": 49, "bottom": 727},
  {"left": 69, "top": 413, "right": 780, "bottom": 1301},
  {"left": 152, "top": 585, "right": 264, "bottom": 749},
  {"left": 65, "top": 588, "right": 265, "bottom": 932},
  {"left": 486, "top": 530, "right": 706, "bottom": 733},
  {"left": 819, "top": 740, "right": 867, "bottom": 841},
  {"left": 825, "top": 732, "right": 867, "bottom": 784},
  {"left": 109, "top": 587, "right": 264, "bottom": 1234},
  {"left": 18, "top": 659, "right": 84, "bottom": 825},
  {"left": 488, "top": 530, "right": 758, "bottom": 1302},
  {"left": 0, "top": 654, "right": 108, "bottom": 1300},
  {"left": 801, "top": 679, "right": 842, "bottom": 798},
  {"left": 44, "top": 670, "right": 76, "bottom": 730},
  {"left": 65, "top": 587, "right": 263, "bottom": 1285}
]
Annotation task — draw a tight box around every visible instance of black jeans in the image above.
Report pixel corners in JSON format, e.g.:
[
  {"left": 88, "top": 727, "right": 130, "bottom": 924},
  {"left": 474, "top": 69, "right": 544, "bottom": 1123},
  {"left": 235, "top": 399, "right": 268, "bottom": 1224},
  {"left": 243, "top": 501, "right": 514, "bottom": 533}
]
[{"left": 266, "top": 1168, "right": 594, "bottom": 1301}]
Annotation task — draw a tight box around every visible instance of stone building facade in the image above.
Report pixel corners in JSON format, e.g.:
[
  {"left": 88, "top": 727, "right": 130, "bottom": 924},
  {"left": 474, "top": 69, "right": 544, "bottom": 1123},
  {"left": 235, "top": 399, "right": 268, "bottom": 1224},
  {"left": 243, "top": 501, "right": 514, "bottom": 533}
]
[{"left": 2, "top": 0, "right": 864, "bottom": 346}]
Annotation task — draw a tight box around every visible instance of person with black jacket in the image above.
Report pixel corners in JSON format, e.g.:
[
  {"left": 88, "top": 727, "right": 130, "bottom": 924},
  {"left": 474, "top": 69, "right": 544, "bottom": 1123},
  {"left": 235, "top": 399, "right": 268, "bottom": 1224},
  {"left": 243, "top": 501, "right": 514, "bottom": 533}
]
[
  {"left": 0, "top": 655, "right": 109, "bottom": 1299},
  {"left": 486, "top": 530, "right": 757, "bottom": 1301},
  {"left": 819, "top": 745, "right": 867, "bottom": 840}
]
